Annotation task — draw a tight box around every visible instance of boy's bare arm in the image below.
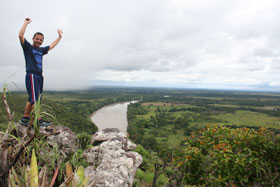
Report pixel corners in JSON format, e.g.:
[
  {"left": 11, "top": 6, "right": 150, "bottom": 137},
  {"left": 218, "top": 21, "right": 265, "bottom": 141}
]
[
  {"left": 19, "top": 18, "right": 32, "bottom": 45},
  {"left": 49, "top": 29, "right": 63, "bottom": 51}
]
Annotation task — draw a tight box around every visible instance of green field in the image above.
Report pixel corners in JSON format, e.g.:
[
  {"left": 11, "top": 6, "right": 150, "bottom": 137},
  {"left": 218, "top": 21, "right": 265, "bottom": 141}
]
[
  {"left": 147, "top": 101, "right": 280, "bottom": 128},
  {"left": 212, "top": 110, "right": 280, "bottom": 128},
  {"left": 138, "top": 102, "right": 280, "bottom": 129}
]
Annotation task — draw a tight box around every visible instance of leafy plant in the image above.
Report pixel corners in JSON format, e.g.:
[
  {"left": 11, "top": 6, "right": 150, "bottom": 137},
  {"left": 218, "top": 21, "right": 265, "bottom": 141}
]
[
  {"left": 32, "top": 95, "right": 58, "bottom": 132},
  {"left": 59, "top": 162, "right": 90, "bottom": 187},
  {"left": 174, "top": 124, "right": 280, "bottom": 186},
  {"left": 77, "top": 133, "right": 92, "bottom": 149},
  {"left": 30, "top": 149, "right": 38, "bottom": 187},
  {"left": 1, "top": 85, "right": 36, "bottom": 185},
  {"left": 2, "top": 87, "right": 61, "bottom": 186},
  {"left": 8, "top": 149, "right": 49, "bottom": 187}
]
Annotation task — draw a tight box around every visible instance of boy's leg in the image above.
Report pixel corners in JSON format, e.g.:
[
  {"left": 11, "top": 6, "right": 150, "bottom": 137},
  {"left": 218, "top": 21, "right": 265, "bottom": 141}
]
[
  {"left": 26, "top": 73, "right": 37, "bottom": 105},
  {"left": 40, "top": 75, "right": 43, "bottom": 97},
  {"left": 20, "top": 74, "right": 38, "bottom": 125},
  {"left": 20, "top": 102, "right": 32, "bottom": 126},
  {"left": 36, "top": 74, "right": 51, "bottom": 127},
  {"left": 23, "top": 101, "right": 32, "bottom": 117},
  {"left": 21, "top": 73, "right": 51, "bottom": 127}
]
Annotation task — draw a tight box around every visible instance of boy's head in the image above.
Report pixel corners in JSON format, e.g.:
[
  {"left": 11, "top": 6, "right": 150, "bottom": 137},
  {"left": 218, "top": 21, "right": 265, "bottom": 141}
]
[{"left": 32, "top": 32, "right": 44, "bottom": 48}]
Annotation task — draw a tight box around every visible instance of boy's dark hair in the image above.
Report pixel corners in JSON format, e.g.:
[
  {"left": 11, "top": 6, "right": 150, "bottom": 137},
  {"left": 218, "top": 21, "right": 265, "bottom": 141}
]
[{"left": 33, "top": 32, "right": 44, "bottom": 39}]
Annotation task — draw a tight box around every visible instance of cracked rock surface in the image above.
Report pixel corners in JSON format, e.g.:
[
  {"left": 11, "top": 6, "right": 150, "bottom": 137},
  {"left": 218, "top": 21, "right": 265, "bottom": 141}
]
[{"left": 84, "top": 128, "right": 142, "bottom": 187}]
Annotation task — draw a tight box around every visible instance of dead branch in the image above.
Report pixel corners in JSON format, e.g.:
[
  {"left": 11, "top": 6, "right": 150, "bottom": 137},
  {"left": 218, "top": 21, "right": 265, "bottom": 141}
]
[{"left": 1, "top": 93, "right": 12, "bottom": 122}]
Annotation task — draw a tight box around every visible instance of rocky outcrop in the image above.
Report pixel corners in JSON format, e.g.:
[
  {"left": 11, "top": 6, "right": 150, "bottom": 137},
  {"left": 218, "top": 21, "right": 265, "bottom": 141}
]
[
  {"left": 1, "top": 92, "right": 142, "bottom": 186},
  {"left": 84, "top": 128, "right": 142, "bottom": 187},
  {"left": 15, "top": 125, "right": 79, "bottom": 157},
  {"left": 14, "top": 125, "right": 142, "bottom": 187}
]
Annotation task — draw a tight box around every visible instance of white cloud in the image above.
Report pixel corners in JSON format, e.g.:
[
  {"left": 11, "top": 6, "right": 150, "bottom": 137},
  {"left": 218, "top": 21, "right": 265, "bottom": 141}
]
[{"left": 1, "top": 0, "right": 280, "bottom": 91}]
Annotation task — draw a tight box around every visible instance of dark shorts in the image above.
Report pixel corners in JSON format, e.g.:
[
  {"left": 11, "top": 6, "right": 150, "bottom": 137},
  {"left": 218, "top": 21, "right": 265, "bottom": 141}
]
[{"left": 25, "top": 73, "right": 44, "bottom": 104}]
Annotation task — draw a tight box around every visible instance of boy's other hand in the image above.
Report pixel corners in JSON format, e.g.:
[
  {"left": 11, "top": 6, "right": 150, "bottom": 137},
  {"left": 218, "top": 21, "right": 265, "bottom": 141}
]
[
  {"left": 57, "top": 29, "right": 63, "bottom": 38},
  {"left": 24, "top": 18, "right": 32, "bottom": 24}
]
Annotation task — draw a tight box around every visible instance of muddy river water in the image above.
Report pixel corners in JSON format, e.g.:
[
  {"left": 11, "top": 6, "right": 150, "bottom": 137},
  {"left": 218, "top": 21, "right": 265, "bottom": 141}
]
[{"left": 91, "top": 101, "right": 135, "bottom": 133}]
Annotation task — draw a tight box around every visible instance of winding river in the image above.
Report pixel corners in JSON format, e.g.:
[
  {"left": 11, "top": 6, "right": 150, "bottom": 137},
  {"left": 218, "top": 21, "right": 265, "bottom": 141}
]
[{"left": 91, "top": 101, "right": 134, "bottom": 133}]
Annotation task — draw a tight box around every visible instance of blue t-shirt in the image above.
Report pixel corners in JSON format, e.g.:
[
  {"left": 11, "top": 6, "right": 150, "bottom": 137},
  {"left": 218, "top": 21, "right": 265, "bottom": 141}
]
[{"left": 21, "top": 39, "right": 50, "bottom": 75}]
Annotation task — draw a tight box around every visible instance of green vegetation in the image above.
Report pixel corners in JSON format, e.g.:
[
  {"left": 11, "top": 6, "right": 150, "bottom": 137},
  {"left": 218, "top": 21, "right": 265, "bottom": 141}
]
[
  {"left": 213, "top": 110, "right": 280, "bottom": 128},
  {"left": 0, "top": 87, "right": 142, "bottom": 186},
  {"left": 175, "top": 125, "right": 280, "bottom": 186},
  {"left": 1, "top": 87, "right": 96, "bottom": 186},
  {"left": 128, "top": 91, "right": 280, "bottom": 152},
  {"left": 0, "top": 88, "right": 142, "bottom": 134},
  {"left": 127, "top": 89, "right": 280, "bottom": 186},
  {"left": 2, "top": 87, "right": 280, "bottom": 186}
]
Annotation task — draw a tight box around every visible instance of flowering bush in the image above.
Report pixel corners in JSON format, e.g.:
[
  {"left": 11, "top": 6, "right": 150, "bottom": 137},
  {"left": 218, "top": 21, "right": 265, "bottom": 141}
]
[{"left": 174, "top": 124, "right": 280, "bottom": 186}]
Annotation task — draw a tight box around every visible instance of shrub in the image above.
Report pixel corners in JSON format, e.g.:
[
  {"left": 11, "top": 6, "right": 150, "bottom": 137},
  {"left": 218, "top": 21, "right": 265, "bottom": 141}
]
[
  {"left": 77, "top": 132, "right": 92, "bottom": 149},
  {"left": 174, "top": 124, "right": 280, "bottom": 186}
]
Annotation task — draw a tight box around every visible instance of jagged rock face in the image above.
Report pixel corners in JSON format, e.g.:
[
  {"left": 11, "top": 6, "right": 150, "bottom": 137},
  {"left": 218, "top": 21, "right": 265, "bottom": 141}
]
[
  {"left": 84, "top": 128, "right": 142, "bottom": 187},
  {"left": 44, "top": 126, "right": 79, "bottom": 156},
  {"left": 15, "top": 125, "right": 79, "bottom": 156}
]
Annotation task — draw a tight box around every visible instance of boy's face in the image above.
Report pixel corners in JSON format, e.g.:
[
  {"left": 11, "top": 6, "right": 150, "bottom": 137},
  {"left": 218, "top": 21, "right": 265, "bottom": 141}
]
[{"left": 32, "top": 34, "right": 44, "bottom": 48}]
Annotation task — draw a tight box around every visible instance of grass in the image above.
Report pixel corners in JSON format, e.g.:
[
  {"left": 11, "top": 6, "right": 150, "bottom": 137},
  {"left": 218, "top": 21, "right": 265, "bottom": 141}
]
[
  {"left": 134, "top": 168, "right": 169, "bottom": 187},
  {"left": 133, "top": 103, "right": 196, "bottom": 148},
  {"left": 140, "top": 102, "right": 280, "bottom": 129},
  {"left": 139, "top": 102, "right": 198, "bottom": 118},
  {"left": 142, "top": 102, "right": 195, "bottom": 107},
  {"left": 166, "top": 130, "right": 185, "bottom": 147},
  {"left": 189, "top": 122, "right": 207, "bottom": 129},
  {"left": 212, "top": 110, "right": 280, "bottom": 128}
]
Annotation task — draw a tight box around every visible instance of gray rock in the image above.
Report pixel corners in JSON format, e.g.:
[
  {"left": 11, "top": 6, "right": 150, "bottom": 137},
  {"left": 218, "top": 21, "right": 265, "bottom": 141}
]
[
  {"left": 85, "top": 128, "right": 142, "bottom": 187},
  {"left": 91, "top": 128, "right": 136, "bottom": 151},
  {"left": 83, "top": 146, "right": 99, "bottom": 165},
  {"left": 91, "top": 128, "right": 123, "bottom": 143},
  {"left": 44, "top": 126, "right": 79, "bottom": 156},
  {"left": 15, "top": 124, "right": 79, "bottom": 157}
]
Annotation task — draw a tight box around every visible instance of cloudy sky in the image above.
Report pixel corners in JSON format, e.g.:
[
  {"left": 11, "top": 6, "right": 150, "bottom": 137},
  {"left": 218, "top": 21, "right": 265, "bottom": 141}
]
[{"left": 1, "top": 0, "right": 280, "bottom": 91}]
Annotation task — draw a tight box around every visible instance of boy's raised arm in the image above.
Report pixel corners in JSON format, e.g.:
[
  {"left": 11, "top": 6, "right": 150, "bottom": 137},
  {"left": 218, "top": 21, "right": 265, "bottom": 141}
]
[
  {"left": 49, "top": 29, "right": 63, "bottom": 51},
  {"left": 19, "top": 18, "right": 32, "bottom": 44}
]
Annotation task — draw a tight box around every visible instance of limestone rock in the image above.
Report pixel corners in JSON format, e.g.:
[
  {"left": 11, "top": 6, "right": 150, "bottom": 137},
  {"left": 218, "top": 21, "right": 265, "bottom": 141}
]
[
  {"left": 14, "top": 124, "right": 79, "bottom": 156},
  {"left": 91, "top": 128, "right": 136, "bottom": 151},
  {"left": 44, "top": 126, "right": 79, "bottom": 156},
  {"left": 83, "top": 146, "right": 99, "bottom": 165},
  {"left": 85, "top": 128, "right": 142, "bottom": 187},
  {"left": 91, "top": 128, "right": 124, "bottom": 144}
]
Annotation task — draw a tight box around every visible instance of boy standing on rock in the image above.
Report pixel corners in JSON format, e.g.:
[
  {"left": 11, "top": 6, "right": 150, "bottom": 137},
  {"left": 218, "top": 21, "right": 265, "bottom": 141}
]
[{"left": 18, "top": 18, "right": 63, "bottom": 126}]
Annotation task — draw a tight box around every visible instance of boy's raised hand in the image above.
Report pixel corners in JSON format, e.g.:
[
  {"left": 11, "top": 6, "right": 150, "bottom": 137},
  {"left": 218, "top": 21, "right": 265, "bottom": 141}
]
[
  {"left": 57, "top": 29, "right": 63, "bottom": 38},
  {"left": 49, "top": 29, "right": 63, "bottom": 51},
  {"left": 24, "top": 18, "right": 32, "bottom": 24}
]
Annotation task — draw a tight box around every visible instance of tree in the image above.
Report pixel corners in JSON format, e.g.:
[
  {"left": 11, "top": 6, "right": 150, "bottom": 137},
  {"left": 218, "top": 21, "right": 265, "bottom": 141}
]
[{"left": 142, "top": 136, "right": 157, "bottom": 150}]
